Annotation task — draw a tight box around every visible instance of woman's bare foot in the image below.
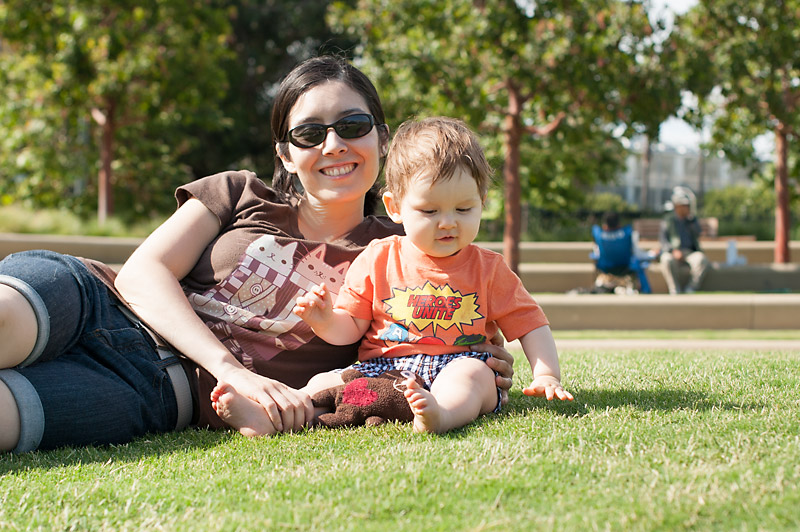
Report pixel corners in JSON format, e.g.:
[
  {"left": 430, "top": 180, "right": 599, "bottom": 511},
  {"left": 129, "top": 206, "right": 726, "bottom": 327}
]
[
  {"left": 403, "top": 378, "right": 444, "bottom": 433},
  {"left": 210, "top": 383, "right": 275, "bottom": 438}
]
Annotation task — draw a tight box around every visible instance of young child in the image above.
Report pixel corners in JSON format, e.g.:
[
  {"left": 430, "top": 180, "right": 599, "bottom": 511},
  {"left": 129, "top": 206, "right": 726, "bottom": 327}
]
[{"left": 212, "top": 116, "right": 572, "bottom": 435}]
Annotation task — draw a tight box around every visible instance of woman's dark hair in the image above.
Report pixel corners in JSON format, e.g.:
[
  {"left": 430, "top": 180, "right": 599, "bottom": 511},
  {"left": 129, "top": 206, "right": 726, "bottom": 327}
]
[{"left": 271, "top": 55, "right": 389, "bottom": 215}]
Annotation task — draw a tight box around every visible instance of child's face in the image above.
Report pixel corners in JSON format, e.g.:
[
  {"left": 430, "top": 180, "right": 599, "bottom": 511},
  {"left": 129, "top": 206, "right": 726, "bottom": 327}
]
[{"left": 383, "top": 166, "right": 483, "bottom": 257}]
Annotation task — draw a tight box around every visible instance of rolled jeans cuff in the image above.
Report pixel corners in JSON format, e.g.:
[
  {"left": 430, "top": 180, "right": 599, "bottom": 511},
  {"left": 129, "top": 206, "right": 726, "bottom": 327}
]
[
  {"left": 0, "top": 274, "right": 50, "bottom": 367},
  {"left": 0, "top": 370, "right": 45, "bottom": 453}
]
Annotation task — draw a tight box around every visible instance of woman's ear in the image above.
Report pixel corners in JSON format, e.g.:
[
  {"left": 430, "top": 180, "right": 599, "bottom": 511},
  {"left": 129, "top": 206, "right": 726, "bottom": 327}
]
[
  {"left": 276, "top": 143, "right": 297, "bottom": 174},
  {"left": 382, "top": 192, "right": 403, "bottom": 224}
]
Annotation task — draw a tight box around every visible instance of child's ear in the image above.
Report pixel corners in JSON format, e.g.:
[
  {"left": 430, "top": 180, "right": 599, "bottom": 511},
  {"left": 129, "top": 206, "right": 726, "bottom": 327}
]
[
  {"left": 382, "top": 192, "right": 403, "bottom": 224},
  {"left": 276, "top": 143, "right": 297, "bottom": 174}
]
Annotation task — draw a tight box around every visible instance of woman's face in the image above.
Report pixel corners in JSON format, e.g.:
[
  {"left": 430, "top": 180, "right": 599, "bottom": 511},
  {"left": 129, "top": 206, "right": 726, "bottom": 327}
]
[{"left": 278, "top": 81, "right": 383, "bottom": 208}]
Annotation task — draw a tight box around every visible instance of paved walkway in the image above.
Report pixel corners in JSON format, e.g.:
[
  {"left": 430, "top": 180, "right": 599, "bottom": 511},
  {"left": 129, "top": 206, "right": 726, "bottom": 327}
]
[
  {"left": 506, "top": 337, "right": 800, "bottom": 352},
  {"left": 550, "top": 338, "right": 800, "bottom": 352}
]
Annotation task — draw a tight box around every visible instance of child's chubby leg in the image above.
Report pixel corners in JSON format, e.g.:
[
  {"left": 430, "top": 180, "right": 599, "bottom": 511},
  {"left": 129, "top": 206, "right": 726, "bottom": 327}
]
[
  {"left": 300, "top": 371, "right": 346, "bottom": 420},
  {"left": 301, "top": 371, "right": 346, "bottom": 397},
  {"left": 404, "top": 357, "right": 497, "bottom": 434}
]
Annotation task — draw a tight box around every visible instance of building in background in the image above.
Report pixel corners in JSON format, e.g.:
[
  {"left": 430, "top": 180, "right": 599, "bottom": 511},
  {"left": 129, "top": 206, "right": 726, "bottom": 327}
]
[{"left": 597, "top": 138, "right": 753, "bottom": 212}]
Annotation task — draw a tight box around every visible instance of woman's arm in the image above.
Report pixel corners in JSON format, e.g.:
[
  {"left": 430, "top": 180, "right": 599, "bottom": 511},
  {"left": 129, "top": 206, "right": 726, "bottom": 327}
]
[{"left": 115, "top": 198, "right": 313, "bottom": 433}]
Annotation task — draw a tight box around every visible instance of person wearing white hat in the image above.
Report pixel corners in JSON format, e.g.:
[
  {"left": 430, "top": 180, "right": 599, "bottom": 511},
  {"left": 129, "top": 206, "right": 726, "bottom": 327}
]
[{"left": 659, "top": 187, "right": 710, "bottom": 294}]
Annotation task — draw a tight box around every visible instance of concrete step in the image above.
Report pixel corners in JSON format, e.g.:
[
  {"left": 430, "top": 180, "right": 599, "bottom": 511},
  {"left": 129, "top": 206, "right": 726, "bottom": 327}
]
[
  {"left": 536, "top": 293, "right": 800, "bottom": 330},
  {"left": 2, "top": 232, "right": 798, "bottom": 294},
  {"left": 0, "top": 232, "right": 143, "bottom": 265},
  {"left": 518, "top": 262, "right": 800, "bottom": 294},
  {"left": 2, "top": 233, "right": 797, "bottom": 266},
  {"left": 1, "top": 233, "right": 796, "bottom": 331},
  {"left": 477, "top": 240, "right": 800, "bottom": 264}
]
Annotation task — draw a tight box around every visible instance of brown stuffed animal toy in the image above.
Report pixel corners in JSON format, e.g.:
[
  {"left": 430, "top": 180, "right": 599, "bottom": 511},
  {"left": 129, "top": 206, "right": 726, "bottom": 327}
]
[{"left": 311, "top": 368, "right": 424, "bottom": 428}]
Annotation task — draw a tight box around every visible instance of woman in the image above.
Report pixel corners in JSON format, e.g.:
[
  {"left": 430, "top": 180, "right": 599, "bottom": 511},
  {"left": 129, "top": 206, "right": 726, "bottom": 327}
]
[{"left": 0, "top": 55, "right": 514, "bottom": 453}]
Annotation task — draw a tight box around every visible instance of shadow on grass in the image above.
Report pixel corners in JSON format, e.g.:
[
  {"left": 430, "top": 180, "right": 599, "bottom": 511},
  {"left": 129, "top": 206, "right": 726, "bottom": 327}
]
[
  {"left": 0, "top": 427, "right": 232, "bottom": 474},
  {"left": 505, "top": 387, "right": 767, "bottom": 418}
]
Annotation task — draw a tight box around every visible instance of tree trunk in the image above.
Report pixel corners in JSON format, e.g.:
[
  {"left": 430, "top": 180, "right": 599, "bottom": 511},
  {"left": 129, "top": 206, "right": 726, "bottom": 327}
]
[
  {"left": 97, "top": 100, "right": 116, "bottom": 226},
  {"left": 774, "top": 126, "right": 790, "bottom": 263},
  {"left": 502, "top": 83, "right": 523, "bottom": 274}
]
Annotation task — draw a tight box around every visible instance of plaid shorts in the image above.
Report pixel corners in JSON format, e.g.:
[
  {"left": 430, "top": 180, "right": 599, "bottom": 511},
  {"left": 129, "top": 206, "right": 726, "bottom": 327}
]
[{"left": 336, "top": 351, "right": 502, "bottom": 413}]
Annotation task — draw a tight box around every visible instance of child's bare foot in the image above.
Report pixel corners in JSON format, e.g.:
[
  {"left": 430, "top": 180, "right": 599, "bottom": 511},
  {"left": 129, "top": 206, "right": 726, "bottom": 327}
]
[
  {"left": 210, "top": 383, "right": 275, "bottom": 438},
  {"left": 403, "top": 378, "right": 444, "bottom": 433}
]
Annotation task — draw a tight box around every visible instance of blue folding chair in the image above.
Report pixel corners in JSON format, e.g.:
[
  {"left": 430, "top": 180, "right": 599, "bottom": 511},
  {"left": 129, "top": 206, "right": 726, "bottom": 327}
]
[{"left": 590, "top": 224, "right": 652, "bottom": 294}]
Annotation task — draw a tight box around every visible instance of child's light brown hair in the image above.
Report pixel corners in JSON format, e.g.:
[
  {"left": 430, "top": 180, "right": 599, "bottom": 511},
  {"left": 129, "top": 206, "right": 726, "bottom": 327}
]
[{"left": 384, "top": 116, "right": 492, "bottom": 201}]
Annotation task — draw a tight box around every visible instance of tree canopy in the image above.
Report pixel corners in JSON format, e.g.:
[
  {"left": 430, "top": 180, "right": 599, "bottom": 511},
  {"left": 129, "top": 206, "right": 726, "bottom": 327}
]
[
  {"left": 0, "top": 1, "right": 354, "bottom": 221},
  {"left": 329, "top": 0, "right": 679, "bottom": 270},
  {"left": 0, "top": 1, "right": 233, "bottom": 220},
  {"left": 676, "top": 0, "right": 800, "bottom": 262},
  {"left": 4, "top": 0, "right": 793, "bottom": 262}
]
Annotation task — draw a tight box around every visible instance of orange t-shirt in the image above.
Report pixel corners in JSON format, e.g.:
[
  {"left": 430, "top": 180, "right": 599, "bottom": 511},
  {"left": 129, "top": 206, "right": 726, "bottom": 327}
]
[{"left": 334, "top": 235, "right": 549, "bottom": 361}]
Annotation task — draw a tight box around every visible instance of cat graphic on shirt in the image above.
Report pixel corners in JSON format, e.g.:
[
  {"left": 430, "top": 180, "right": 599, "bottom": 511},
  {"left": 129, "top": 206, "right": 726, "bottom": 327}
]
[
  {"left": 259, "top": 244, "right": 349, "bottom": 335},
  {"left": 188, "top": 235, "right": 296, "bottom": 328},
  {"left": 190, "top": 238, "right": 350, "bottom": 366}
]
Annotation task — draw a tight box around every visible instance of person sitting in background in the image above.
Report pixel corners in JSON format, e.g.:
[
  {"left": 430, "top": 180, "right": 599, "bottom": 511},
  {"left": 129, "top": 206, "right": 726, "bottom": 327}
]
[
  {"left": 591, "top": 211, "right": 654, "bottom": 294},
  {"left": 659, "top": 188, "right": 710, "bottom": 295}
]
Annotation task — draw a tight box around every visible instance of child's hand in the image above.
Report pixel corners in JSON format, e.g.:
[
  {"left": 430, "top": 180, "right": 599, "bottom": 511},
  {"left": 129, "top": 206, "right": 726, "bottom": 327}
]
[
  {"left": 523, "top": 375, "right": 574, "bottom": 401},
  {"left": 292, "top": 283, "right": 331, "bottom": 323}
]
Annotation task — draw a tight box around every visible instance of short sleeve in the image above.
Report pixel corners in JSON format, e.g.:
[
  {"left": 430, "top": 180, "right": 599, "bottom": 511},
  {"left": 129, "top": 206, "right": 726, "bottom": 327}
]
[
  {"left": 333, "top": 242, "right": 377, "bottom": 321},
  {"left": 176, "top": 170, "right": 270, "bottom": 227},
  {"left": 489, "top": 260, "right": 549, "bottom": 341}
]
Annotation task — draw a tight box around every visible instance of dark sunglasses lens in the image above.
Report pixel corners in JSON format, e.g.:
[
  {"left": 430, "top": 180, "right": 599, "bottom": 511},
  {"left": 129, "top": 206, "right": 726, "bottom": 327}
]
[
  {"left": 290, "top": 125, "right": 326, "bottom": 147},
  {"left": 334, "top": 115, "right": 374, "bottom": 139},
  {"left": 288, "top": 114, "right": 375, "bottom": 147}
]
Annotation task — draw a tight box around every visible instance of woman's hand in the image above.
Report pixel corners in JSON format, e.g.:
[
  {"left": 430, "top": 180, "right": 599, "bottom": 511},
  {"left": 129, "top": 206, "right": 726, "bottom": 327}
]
[
  {"left": 222, "top": 367, "right": 315, "bottom": 433},
  {"left": 472, "top": 334, "right": 515, "bottom": 405}
]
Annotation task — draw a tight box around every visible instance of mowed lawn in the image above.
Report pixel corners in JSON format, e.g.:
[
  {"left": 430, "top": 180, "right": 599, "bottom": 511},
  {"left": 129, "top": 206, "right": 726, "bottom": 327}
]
[{"left": 1, "top": 340, "right": 798, "bottom": 531}]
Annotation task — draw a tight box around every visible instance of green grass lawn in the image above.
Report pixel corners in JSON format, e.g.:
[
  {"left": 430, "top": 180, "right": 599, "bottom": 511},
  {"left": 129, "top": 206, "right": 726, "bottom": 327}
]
[{"left": 1, "top": 345, "right": 798, "bottom": 531}]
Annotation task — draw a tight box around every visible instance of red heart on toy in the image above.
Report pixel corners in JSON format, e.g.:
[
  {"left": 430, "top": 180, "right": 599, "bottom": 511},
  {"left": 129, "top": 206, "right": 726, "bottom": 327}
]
[{"left": 342, "top": 378, "right": 379, "bottom": 407}]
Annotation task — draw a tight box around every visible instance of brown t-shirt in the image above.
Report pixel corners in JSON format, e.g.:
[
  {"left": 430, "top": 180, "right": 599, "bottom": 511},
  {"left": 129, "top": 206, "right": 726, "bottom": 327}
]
[{"left": 174, "top": 171, "right": 402, "bottom": 427}]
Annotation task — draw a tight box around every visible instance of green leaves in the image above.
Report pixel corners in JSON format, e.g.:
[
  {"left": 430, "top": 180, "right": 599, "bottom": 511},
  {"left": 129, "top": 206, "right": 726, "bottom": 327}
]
[
  {"left": 678, "top": 0, "right": 800, "bottom": 260},
  {"left": 0, "top": 1, "right": 233, "bottom": 218},
  {"left": 329, "top": 0, "right": 677, "bottom": 268}
]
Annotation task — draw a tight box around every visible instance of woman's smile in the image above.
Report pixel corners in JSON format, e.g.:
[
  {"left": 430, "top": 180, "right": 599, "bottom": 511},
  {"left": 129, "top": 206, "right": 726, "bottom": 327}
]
[{"left": 320, "top": 163, "right": 357, "bottom": 178}]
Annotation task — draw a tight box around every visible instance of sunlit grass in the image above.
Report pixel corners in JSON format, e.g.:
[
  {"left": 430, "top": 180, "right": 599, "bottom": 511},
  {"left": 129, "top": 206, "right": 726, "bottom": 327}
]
[{"left": 2, "top": 345, "right": 798, "bottom": 531}]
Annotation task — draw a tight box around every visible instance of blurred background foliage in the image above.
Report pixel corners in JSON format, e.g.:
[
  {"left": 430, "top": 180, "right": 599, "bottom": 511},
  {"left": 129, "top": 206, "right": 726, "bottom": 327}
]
[{"left": 0, "top": 0, "right": 798, "bottom": 243}]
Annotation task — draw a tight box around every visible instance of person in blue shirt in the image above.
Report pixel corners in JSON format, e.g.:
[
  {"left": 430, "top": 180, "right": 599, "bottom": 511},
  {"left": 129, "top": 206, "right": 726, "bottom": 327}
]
[{"left": 591, "top": 211, "right": 654, "bottom": 294}]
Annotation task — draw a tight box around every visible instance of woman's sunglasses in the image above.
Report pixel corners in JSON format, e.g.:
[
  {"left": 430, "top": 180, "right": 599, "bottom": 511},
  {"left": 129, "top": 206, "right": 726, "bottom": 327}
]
[{"left": 283, "top": 113, "right": 377, "bottom": 148}]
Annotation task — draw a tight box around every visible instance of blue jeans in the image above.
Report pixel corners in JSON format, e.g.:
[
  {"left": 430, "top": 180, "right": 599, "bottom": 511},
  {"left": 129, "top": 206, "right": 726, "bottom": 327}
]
[{"left": 0, "top": 250, "right": 180, "bottom": 453}]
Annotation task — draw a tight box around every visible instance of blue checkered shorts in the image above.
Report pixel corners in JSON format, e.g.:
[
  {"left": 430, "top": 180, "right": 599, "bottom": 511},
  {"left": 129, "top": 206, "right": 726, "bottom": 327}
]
[{"left": 336, "top": 351, "right": 502, "bottom": 413}]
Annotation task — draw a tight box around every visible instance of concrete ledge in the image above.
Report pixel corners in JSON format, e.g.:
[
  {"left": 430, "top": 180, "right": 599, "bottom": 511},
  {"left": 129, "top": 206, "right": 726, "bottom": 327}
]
[
  {"left": 477, "top": 240, "right": 800, "bottom": 264},
  {"left": 1, "top": 234, "right": 796, "bottom": 331},
  {"left": 1, "top": 234, "right": 797, "bottom": 294},
  {"left": 1, "top": 234, "right": 797, "bottom": 266},
  {"left": 537, "top": 293, "right": 800, "bottom": 330},
  {"left": 0, "top": 232, "right": 142, "bottom": 264},
  {"left": 518, "top": 262, "right": 800, "bottom": 294}
]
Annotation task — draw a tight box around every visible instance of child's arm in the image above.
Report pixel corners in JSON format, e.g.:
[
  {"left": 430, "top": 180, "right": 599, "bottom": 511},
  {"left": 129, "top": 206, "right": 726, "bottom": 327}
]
[
  {"left": 518, "top": 325, "right": 574, "bottom": 401},
  {"left": 292, "top": 283, "right": 370, "bottom": 346}
]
